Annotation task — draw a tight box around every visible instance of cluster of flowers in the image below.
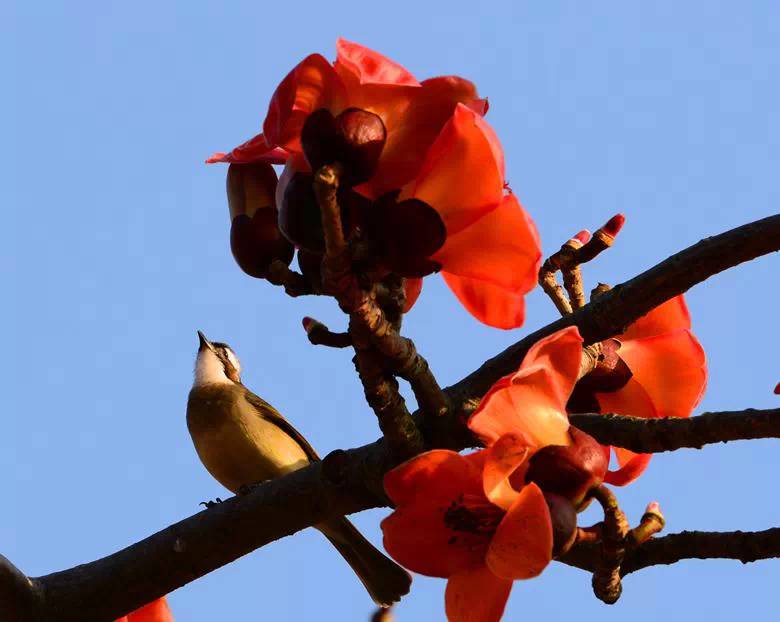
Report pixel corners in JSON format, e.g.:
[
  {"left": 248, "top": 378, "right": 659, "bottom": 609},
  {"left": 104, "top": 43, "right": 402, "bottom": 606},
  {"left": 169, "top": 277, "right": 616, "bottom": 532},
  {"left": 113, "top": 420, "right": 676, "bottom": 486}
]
[
  {"left": 208, "top": 40, "right": 708, "bottom": 622},
  {"left": 210, "top": 38, "right": 541, "bottom": 329},
  {"left": 382, "top": 295, "right": 705, "bottom": 621}
]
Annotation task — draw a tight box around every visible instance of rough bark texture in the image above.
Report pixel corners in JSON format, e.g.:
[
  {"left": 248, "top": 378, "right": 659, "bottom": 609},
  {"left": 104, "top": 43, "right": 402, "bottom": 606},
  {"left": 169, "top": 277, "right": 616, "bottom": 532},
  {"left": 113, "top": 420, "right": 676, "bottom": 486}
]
[{"left": 3, "top": 214, "right": 779, "bottom": 620}]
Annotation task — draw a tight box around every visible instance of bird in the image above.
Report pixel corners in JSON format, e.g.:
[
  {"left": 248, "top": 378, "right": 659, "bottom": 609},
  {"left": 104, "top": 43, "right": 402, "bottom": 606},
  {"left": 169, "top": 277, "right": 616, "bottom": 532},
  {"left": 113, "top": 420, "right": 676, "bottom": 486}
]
[{"left": 186, "top": 331, "right": 411, "bottom": 607}]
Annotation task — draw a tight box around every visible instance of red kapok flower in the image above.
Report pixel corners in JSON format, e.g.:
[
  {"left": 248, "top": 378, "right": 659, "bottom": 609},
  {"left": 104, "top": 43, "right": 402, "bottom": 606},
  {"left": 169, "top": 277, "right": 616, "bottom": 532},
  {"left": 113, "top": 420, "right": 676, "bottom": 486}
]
[
  {"left": 569, "top": 295, "right": 707, "bottom": 485},
  {"left": 114, "top": 597, "right": 174, "bottom": 622},
  {"left": 208, "top": 38, "right": 486, "bottom": 198},
  {"left": 382, "top": 443, "right": 553, "bottom": 622},
  {"left": 396, "top": 105, "right": 542, "bottom": 329}
]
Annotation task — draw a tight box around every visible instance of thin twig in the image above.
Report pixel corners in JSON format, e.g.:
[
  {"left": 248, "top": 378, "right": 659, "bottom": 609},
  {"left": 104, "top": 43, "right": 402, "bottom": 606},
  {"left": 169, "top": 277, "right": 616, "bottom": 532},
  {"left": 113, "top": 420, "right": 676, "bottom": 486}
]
[{"left": 590, "top": 486, "right": 629, "bottom": 604}]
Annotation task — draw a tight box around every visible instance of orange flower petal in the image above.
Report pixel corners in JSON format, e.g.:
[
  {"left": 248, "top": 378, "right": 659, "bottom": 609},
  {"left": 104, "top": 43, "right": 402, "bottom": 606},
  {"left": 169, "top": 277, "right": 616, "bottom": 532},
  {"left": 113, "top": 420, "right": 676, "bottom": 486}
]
[
  {"left": 620, "top": 295, "right": 691, "bottom": 341},
  {"left": 434, "top": 193, "right": 541, "bottom": 293},
  {"left": 335, "top": 38, "right": 420, "bottom": 86},
  {"left": 618, "top": 329, "right": 707, "bottom": 419},
  {"left": 383, "top": 450, "right": 483, "bottom": 507},
  {"left": 122, "top": 597, "right": 174, "bottom": 622},
  {"left": 468, "top": 327, "right": 583, "bottom": 446},
  {"left": 604, "top": 450, "right": 652, "bottom": 486},
  {"left": 358, "top": 76, "right": 488, "bottom": 197},
  {"left": 206, "top": 133, "right": 289, "bottom": 165},
  {"left": 263, "top": 54, "right": 344, "bottom": 154},
  {"left": 442, "top": 271, "right": 527, "bottom": 330},
  {"left": 445, "top": 565, "right": 513, "bottom": 622},
  {"left": 404, "top": 104, "right": 505, "bottom": 236},
  {"left": 486, "top": 482, "right": 552, "bottom": 580},
  {"left": 483, "top": 434, "right": 532, "bottom": 510}
]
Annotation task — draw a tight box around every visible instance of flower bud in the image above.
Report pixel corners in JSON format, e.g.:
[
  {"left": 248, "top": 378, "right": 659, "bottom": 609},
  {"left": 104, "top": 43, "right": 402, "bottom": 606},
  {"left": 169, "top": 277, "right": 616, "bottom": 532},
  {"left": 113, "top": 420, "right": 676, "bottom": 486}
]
[
  {"left": 544, "top": 492, "right": 577, "bottom": 557},
  {"left": 301, "top": 107, "right": 386, "bottom": 186},
  {"left": 526, "top": 427, "right": 609, "bottom": 510},
  {"left": 297, "top": 249, "right": 323, "bottom": 290},
  {"left": 227, "top": 163, "right": 294, "bottom": 278},
  {"left": 278, "top": 172, "right": 325, "bottom": 252}
]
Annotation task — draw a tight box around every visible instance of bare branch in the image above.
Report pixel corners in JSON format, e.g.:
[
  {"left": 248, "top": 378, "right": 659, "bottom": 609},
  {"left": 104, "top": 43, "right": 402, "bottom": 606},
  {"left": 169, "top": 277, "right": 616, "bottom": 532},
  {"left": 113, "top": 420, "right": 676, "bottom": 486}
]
[{"left": 570, "top": 409, "right": 780, "bottom": 453}]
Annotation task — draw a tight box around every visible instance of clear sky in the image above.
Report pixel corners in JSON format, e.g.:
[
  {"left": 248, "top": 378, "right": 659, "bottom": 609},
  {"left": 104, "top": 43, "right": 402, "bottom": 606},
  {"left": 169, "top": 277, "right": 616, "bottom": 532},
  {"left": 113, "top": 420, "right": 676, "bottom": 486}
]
[{"left": 3, "top": 1, "right": 779, "bottom": 620}]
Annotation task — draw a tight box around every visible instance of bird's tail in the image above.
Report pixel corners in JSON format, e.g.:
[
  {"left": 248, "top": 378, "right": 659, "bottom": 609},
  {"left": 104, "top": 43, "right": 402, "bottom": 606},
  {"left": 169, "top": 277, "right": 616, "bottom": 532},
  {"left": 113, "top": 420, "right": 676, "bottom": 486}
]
[{"left": 317, "top": 516, "right": 412, "bottom": 607}]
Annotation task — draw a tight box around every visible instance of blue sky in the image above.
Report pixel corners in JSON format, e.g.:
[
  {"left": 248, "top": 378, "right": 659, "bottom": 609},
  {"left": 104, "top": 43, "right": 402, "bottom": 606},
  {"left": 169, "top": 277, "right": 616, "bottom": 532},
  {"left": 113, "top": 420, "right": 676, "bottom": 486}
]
[{"left": 3, "top": 1, "right": 779, "bottom": 620}]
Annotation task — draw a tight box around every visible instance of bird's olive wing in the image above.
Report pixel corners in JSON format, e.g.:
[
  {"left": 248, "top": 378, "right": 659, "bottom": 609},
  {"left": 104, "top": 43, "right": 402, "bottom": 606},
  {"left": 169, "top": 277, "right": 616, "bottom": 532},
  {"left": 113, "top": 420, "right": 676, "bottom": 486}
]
[{"left": 243, "top": 389, "right": 321, "bottom": 462}]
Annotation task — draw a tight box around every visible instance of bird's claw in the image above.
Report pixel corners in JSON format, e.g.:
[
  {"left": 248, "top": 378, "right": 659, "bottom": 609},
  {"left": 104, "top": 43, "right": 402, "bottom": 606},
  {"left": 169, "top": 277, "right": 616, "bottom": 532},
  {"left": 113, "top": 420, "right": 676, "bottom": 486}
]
[{"left": 199, "top": 497, "right": 223, "bottom": 509}]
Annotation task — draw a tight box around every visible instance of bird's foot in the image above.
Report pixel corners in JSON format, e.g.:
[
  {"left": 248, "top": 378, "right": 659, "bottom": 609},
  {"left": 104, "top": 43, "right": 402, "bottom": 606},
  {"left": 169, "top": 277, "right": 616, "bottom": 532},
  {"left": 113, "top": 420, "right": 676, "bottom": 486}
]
[{"left": 199, "top": 497, "right": 223, "bottom": 509}]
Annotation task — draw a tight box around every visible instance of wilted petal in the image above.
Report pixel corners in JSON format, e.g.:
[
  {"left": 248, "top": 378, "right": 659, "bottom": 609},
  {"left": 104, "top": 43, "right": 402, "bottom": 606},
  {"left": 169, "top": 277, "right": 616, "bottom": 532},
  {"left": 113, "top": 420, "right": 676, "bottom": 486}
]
[
  {"left": 434, "top": 193, "right": 541, "bottom": 293},
  {"left": 469, "top": 327, "right": 583, "bottom": 446},
  {"left": 620, "top": 295, "right": 692, "bottom": 341},
  {"left": 263, "top": 54, "right": 344, "bottom": 153},
  {"left": 335, "top": 38, "right": 420, "bottom": 86},
  {"left": 206, "top": 133, "right": 288, "bottom": 165},
  {"left": 404, "top": 105, "right": 505, "bottom": 236},
  {"left": 486, "top": 482, "right": 552, "bottom": 580}
]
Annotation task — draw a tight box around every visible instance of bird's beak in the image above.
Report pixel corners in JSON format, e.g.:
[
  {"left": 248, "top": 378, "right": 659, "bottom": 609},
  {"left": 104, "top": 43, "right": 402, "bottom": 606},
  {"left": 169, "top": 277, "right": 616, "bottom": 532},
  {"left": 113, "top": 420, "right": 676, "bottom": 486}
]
[{"left": 197, "top": 330, "right": 214, "bottom": 352}]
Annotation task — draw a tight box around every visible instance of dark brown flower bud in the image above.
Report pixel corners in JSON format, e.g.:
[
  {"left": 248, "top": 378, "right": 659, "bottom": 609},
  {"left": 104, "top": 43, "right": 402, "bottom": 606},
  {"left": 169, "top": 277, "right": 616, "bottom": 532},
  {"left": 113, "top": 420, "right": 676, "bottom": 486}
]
[
  {"left": 526, "top": 427, "right": 609, "bottom": 511},
  {"left": 567, "top": 339, "right": 633, "bottom": 413},
  {"left": 544, "top": 492, "right": 578, "bottom": 557},
  {"left": 278, "top": 172, "right": 325, "bottom": 253},
  {"left": 296, "top": 249, "right": 323, "bottom": 290},
  {"left": 301, "top": 107, "right": 386, "bottom": 186},
  {"left": 227, "top": 163, "right": 293, "bottom": 278}
]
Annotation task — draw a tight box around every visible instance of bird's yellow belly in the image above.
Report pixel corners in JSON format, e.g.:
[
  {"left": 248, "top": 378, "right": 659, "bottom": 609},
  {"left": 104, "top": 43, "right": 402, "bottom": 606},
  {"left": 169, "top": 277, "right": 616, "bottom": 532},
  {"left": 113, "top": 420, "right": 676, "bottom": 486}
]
[{"left": 193, "top": 415, "right": 310, "bottom": 494}]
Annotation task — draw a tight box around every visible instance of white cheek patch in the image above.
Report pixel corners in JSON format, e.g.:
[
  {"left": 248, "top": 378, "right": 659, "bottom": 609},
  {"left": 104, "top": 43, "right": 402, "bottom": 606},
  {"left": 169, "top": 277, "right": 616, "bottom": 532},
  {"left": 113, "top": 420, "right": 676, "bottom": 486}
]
[{"left": 194, "top": 349, "right": 231, "bottom": 386}]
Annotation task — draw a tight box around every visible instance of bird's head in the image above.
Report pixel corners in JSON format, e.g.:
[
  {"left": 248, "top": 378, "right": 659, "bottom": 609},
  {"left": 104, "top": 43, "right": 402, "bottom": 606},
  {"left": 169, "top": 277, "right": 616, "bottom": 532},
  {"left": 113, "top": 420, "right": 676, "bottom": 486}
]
[{"left": 193, "top": 330, "right": 242, "bottom": 386}]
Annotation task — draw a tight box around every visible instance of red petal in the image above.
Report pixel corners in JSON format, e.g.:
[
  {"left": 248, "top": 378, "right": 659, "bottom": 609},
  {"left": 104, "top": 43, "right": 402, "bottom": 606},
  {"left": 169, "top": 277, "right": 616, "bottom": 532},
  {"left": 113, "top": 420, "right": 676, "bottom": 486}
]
[
  {"left": 483, "top": 434, "right": 532, "bottom": 510},
  {"left": 206, "top": 133, "right": 289, "bottom": 165},
  {"left": 403, "top": 277, "right": 423, "bottom": 312},
  {"left": 445, "top": 566, "right": 512, "bottom": 622},
  {"left": 486, "top": 482, "right": 553, "bottom": 580},
  {"left": 620, "top": 295, "right": 691, "bottom": 341},
  {"left": 382, "top": 450, "right": 494, "bottom": 577},
  {"left": 468, "top": 327, "right": 583, "bottom": 446},
  {"left": 618, "top": 329, "right": 707, "bottom": 419},
  {"left": 434, "top": 193, "right": 541, "bottom": 293},
  {"left": 123, "top": 597, "right": 174, "bottom": 622},
  {"left": 263, "top": 54, "right": 344, "bottom": 154},
  {"left": 335, "top": 38, "right": 420, "bottom": 87},
  {"left": 442, "top": 271, "right": 527, "bottom": 329},
  {"left": 384, "top": 450, "right": 483, "bottom": 507},
  {"left": 604, "top": 450, "right": 652, "bottom": 486},
  {"left": 405, "top": 104, "right": 505, "bottom": 236},
  {"left": 357, "top": 76, "right": 488, "bottom": 197}
]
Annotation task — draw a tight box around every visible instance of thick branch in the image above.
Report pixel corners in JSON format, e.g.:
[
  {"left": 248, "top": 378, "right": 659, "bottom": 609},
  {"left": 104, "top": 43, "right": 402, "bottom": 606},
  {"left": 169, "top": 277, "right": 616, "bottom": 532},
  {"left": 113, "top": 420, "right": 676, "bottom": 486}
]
[
  {"left": 4, "top": 215, "right": 779, "bottom": 619},
  {"left": 562, "top": 528, "right": 780, "bottom": 576},
  {"left": 570, "top": 409, "right": 780, "bottom": 453}
]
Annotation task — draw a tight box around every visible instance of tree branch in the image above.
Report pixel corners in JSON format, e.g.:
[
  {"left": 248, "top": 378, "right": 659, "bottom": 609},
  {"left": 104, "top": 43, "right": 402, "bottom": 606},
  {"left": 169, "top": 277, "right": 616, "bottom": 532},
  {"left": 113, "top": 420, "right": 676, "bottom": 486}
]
[
  {"left": 570, "top": 409, "right": 780, "bottom": 453},
  {"left": 4, "top": 215, "right": 779, "bottom": 619}
]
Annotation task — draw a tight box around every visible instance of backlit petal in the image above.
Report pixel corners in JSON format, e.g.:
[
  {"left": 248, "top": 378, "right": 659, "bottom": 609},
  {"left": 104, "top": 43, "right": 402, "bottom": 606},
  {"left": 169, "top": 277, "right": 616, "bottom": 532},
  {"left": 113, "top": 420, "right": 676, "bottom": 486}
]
[
  {"left": 483, "top": 434, "right": 532, "bottom": 510},
  {"left": 469, "top": 327, "right": 583, "bottom": 446},
  {"left": 442, "top": 272, "right": 527, "bottom": 330},
  {"left": 486, "top": 482, "right": 553, "bottom": 580},
  {"left": 405, "top": 105, "right": 505, "bottom": 236},
  {"left": 445, "top": 565, "right": 512, "bottom": 622},
  {"left": 620, "top": 295, "right": 691, "bottom": 341},
  {"left": 403, "top": 277, "right": 423, "bottom": 312},
  {"left": 618, "top": 329, "right": 707, "bottom": 419},
  {"left": 604, "top": 450, "right": 653, "bottom": 486},
  {"left": 384, "top": 450, "right": 483, "bottom": 507},
  {"left": 263, "top": 54, "right": 344, "bottom": 153},
  {"left": 434, "top": 193, "right": 541, "bottom": 292},
  {"left": 206, "top": 133, "right": 288, "bottom": 165},
  {"left": 122, "top": 598, "right": 174, "bottom": 622},
  {"left": 335, "top": 38, "right": 420, "bottom": 86}
]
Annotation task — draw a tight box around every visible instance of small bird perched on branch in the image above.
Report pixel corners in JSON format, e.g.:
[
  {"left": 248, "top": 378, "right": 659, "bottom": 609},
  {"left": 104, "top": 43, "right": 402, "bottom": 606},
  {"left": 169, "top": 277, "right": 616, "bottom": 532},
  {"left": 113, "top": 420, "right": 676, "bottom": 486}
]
[{"left": 186, "top": 331, "right": 411, "bottom": 606}]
